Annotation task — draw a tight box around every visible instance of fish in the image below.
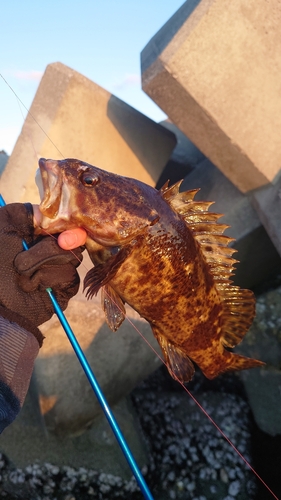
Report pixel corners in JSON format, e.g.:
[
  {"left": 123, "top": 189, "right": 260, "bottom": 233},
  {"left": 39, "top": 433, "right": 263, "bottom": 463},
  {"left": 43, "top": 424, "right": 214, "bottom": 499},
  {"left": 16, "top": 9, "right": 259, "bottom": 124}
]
[{"left": 36, "top": 157, "right": 264, "bottom": 383}]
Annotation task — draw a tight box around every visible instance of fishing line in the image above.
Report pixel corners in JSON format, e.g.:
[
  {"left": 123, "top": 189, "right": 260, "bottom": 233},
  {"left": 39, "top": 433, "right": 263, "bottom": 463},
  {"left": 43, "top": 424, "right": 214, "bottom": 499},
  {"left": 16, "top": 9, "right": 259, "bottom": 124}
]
[
  {"left": 1, "top": 75, "right": 279, "bottom": 500},
  {"left": 0, "top": 73, "right": 64, "bottom": 159},
  {"left": 40, "top": 222, "right": 280, "bottom": 500},
  {"left": 0, "top": 76, "right": 154, "bottom": 500},
  {"left": 0, "top": 195, "right": 154, "bottom": 500},
  {"left": 14, "top": 93, "right": 40, "bottom": 162},
  {"left": 101, "top": 287, "right": 279, "bottom": 500}
]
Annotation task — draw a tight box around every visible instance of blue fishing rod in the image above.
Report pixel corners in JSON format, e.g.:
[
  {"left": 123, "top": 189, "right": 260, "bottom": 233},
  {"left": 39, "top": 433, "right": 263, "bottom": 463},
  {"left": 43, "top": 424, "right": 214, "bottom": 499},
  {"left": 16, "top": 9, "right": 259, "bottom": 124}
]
[{"left": 0, "top": 193, "right": 154, "bottom": 500}]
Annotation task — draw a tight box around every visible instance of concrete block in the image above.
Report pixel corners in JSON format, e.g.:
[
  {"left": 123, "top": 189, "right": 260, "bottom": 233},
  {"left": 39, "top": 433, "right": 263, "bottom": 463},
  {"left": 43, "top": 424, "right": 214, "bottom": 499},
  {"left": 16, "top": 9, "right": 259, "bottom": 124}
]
[
  {"left": 252, "top": 177, "right": 281, "bottom": 257},
  {"left": 0, "top": 375, "right": 148, "bottom": 478},
  {"left": 156, "top": 120, "right": 205, "bottom": 189},
  {"left": 141, "top": 0, "right": 281, "bottom": 193},
  {"left": 0, "top": 61, "right": 176, "bottom": 204},
  {"left": 236, "top": 286, "right": 281, "bottom": 436}
]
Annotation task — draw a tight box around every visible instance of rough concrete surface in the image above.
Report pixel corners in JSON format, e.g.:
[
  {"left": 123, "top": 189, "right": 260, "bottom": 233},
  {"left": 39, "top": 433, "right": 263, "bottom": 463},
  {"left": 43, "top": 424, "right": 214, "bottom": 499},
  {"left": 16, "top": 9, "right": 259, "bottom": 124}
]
[
  {"left": 236, "top": 286, "right": 281, "bottom": 437},
  {"left": 156, "top": 120, "right": 205, "bottom": 189},
  {"left": 251, "top": 176, "right": 281, "bottom": 257},
  {"left": 142, "top": 0, "right": 281, "bottom": 193},
  {"left": 0, "top": 377, "right": 148, "bottom": 479},
  {"left": 0, "top": 61, "right": 176, "bottom": 204}
]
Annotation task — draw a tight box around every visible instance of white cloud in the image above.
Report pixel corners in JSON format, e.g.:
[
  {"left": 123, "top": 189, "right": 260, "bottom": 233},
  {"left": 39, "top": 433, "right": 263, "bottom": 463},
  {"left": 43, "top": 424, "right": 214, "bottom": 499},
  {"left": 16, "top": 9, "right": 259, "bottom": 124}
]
[
  {"left": 10, "top": 70, "right": 43, "bottom": 82},
  {"left": 112, "top": 73, "right": 141, "bottom": 90}
]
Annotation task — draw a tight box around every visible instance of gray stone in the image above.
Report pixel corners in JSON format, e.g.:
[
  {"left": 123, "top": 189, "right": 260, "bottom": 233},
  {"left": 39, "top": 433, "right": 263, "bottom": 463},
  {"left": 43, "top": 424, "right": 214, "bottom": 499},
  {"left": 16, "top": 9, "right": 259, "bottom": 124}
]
[
  {"left": 241, "top": 367, "right": 281, "bottom": 437},
  {"left": 236, "top": 287, "right": 281, "bottom": 436},
  {"left": 131, "top": 384, "right": 256, "bottom": 499},
  {"left": 252, "top": 176, "right": 281, "bottom": 257}
]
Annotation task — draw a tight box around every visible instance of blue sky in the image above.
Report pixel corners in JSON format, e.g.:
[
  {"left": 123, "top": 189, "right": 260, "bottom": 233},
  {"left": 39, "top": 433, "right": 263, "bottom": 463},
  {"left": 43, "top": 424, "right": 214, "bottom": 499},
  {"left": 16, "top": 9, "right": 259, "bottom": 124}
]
[{"left": 0, "top": 0, "right": 184, "bottom": 155}]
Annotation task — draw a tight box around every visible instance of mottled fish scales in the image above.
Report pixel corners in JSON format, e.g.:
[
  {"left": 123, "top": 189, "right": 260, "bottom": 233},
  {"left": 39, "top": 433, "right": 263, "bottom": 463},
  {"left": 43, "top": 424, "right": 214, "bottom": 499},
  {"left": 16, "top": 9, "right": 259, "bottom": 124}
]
[{"left": 36, "top": 158, "right": 265, "bottom": 383}]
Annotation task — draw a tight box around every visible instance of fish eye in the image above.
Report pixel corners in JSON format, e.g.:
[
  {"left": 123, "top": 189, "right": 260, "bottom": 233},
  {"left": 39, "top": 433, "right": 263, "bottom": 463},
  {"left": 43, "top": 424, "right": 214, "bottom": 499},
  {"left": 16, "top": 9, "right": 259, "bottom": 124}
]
[{"left": 81, "top": 173, "right": 99, "bottom": 187}]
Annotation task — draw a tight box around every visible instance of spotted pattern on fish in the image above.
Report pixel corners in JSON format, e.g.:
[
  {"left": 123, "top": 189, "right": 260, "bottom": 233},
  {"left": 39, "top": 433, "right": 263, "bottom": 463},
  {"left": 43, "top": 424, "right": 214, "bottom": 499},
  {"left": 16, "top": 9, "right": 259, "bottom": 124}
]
[{"left": 37, "top": 158, "right": 265, "bottom": 382}]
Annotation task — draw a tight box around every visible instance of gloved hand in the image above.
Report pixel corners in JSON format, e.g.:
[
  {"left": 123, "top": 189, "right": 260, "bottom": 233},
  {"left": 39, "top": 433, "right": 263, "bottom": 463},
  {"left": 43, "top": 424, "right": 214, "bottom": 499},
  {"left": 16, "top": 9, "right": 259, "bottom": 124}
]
[
  {"left": 0, "top": 202, "right": 84, "bottom": 433},
  {"left": 0, "top": 203, "right": 83, "bottom": 343}
]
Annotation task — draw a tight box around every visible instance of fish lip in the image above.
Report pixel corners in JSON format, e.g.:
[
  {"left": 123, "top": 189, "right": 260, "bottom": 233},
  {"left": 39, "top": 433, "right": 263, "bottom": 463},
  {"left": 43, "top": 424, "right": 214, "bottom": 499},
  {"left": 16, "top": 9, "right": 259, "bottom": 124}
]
[
  {"left": 37, "top": 158, "right": 63, "bottom": 220},
  {"left": 36, "top": 158, "right": 72, "bottom": 233}
]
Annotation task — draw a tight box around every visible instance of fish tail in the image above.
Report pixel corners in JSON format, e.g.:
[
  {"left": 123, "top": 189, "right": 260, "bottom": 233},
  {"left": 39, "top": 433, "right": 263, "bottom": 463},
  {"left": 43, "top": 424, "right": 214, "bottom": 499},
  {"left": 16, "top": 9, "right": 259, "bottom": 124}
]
[{"left": 202, "top": 351, "right": 265, "bottom": 380}]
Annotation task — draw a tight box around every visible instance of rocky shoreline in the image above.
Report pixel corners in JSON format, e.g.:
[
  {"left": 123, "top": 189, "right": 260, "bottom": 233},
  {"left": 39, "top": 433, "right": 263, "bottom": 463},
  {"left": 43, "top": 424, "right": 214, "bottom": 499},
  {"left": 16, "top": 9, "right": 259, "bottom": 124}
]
[
  {"left": 0, "top": 369, "right": 256, "bottom": 500},
  {"left": 0, "top": 367, "right": 276, "bottom": 500},
  {"left": 1, "top": 283, "right": 281, "bottom": 500}
]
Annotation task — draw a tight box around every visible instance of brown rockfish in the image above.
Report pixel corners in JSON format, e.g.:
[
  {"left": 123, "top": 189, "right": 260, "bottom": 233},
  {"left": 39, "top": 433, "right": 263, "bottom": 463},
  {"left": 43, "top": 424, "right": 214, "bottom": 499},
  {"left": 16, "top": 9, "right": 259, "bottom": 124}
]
[{"left": 36, "top": 158, "right": 264, "bottom": 382}]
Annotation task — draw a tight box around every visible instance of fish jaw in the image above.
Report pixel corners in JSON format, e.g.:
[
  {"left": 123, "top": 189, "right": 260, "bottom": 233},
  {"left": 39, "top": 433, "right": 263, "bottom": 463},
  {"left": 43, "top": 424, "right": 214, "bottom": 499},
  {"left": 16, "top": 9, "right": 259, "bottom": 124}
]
[
  {"left": 36, "top": 158, "right": 75, "bottom": 234},
  {"left": 38, "top": 158, "right": 64, "bottom": 219}
]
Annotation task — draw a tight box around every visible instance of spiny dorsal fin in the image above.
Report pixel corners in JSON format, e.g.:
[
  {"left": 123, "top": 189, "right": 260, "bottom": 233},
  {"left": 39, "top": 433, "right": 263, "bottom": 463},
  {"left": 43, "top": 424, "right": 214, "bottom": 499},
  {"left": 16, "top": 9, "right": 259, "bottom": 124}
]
[
  {"left": 159, "top": 180, "right": 170, "bottom": 193},
  {"left": 162, "top": 182, "right": 201, "bottom": 210},
  {"left": 161, "top": 180, "right": 255, "bottom": 349}
]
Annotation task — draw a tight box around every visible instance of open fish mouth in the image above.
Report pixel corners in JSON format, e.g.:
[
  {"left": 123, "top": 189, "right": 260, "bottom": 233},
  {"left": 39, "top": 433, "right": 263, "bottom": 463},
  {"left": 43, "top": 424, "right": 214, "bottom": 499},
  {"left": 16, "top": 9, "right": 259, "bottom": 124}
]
[
  {"left": 36, "top": 158, "right": 71, "bottom": 232},
  {"left": 37, "top": 158, "right": 63, "bottom": 217}
]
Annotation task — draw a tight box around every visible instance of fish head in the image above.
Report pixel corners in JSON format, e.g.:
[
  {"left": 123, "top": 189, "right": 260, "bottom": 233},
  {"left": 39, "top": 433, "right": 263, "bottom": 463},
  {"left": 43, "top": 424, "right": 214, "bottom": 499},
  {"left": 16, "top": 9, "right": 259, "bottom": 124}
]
[{"left": 36, "top": 158, "right": 159, "bottom": 246}]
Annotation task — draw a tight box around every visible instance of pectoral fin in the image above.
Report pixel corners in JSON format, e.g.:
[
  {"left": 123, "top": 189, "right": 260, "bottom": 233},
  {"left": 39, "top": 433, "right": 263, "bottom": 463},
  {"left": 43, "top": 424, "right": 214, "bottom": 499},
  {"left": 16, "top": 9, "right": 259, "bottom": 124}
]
[
  {"left": 84, "top": 245, "right": 132, "bottom": 298},
  {"left": 101, "top": 285, "right": 126, "bottom": 332},
  {"left": 152, "top": 327, "right": 195, "bottom": 383}
]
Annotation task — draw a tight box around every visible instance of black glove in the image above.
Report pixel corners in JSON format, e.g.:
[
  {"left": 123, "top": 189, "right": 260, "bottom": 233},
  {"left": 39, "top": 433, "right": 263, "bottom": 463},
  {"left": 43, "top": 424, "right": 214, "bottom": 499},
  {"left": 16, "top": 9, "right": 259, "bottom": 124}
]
[{"left": 0, "top": 203, "right": 83, "bottom": 343}]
